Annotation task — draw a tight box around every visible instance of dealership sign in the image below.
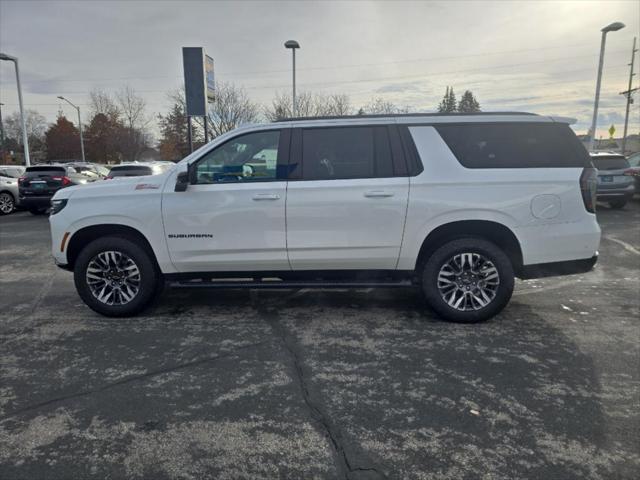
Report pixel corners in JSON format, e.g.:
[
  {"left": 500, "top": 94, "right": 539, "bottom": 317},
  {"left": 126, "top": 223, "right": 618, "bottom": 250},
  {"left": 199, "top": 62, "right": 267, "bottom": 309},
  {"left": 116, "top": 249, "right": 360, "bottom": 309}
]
[{"left": 182, "top": 47, "right": 214, "bottom": 116}]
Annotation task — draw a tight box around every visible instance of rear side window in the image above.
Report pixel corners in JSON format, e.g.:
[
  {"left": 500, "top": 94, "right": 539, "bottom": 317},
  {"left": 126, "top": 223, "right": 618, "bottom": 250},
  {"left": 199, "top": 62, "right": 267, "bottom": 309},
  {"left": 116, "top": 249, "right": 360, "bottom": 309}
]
[
  {"left": 435, "top": 123, "right": 589, "bottom": 168},
  {"left": 300, "top": 126, "right": 394, "bottom": 180},
  {"left": 591, "top": 156, "right": 630, "bottom": 170},
  {"left": 25, "top": 166, "right": 66, "bottom": 177},
  {"left": 109, "top": 166, "right": 153, "bottom": 177}
]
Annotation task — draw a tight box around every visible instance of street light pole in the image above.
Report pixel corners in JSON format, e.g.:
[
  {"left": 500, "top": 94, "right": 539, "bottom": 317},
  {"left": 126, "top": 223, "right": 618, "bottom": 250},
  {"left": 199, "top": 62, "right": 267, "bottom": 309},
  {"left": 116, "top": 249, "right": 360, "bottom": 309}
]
[
  {"left": 57, "top": 96, "right": 85, "bottom": 162},
  {"left": 0, "top": 53, "right": 31, "bottom": 166},
  {"left": 284, "top": 40, "right": 300, "bottom": 117},
  {"left": 589, "top": 22, "right": 625, "bottom": 152}
]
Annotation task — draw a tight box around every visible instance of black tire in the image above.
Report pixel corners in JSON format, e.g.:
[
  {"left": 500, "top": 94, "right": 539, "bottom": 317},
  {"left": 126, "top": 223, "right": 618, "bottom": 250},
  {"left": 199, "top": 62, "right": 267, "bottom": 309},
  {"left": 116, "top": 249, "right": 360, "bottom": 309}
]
[
  {"left": 608, "top": 199, "right": 627, "bottom": 209},
  {"left": 0, "top": 192, "right": 15, "bottom": 215},
  {"left": 29, "top": 207, "right": 47, "bottom": 215},
  {"left": 74, "top": 236, "right": 160, "bottom": 317},
  {"left": 421, "top": 237, "right": 514, "bottom": 323}
]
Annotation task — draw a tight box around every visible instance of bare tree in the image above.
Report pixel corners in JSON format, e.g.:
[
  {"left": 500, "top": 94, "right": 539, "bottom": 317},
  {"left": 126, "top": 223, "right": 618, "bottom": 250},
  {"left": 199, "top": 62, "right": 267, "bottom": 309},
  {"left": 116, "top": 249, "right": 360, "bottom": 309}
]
[
  {"left": 116, "top": 85, "right": 149, "bottom": 130},
  {"left": 207, "top": 81, "right": 260, "bottom": 138},
  {"left": 88, "top": 89, "right": 120, "bottom": 121},
  {"left": 265, "top": 91, "right": 353, "bottom": 120},
  {"left": 4, "top": 109, "right": 48, "bottom": 156},
  {"left": 360, "top": 97, "right": 409, "bottom": 115}
]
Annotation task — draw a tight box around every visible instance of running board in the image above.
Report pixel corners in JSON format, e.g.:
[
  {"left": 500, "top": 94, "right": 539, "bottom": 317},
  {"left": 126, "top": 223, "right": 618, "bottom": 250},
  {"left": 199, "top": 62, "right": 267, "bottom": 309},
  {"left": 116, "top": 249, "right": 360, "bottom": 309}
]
[{"left": 169, "top": 280, "right": 415, "bottom": 290}]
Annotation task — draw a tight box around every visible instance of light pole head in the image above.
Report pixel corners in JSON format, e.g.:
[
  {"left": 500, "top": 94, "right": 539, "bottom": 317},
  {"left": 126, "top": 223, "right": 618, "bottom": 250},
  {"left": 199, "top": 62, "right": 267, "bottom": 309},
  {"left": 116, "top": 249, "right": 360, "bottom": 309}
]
[
  {"left": 602, "top": 22, "right": 625, "bottom": 33},
  {"left": 0, "top": 53, "right": 17, "bottom": 62},
  {"left": 284, "top": 40, "right": 300, "bottom": 50},
  {"left": 57, "top": 96, "right": 65, "bottom": 100}
]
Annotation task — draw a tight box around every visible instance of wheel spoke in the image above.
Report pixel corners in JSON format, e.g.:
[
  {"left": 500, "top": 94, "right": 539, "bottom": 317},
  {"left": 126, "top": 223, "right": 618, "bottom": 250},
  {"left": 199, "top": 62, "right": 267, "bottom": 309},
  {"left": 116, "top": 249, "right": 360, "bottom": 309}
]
[
  {"left": 437, "top": 252, "right": 500, "bottom": 312},
  {"left": 86, "top": 250, "right": 141, "bottom": 306}
]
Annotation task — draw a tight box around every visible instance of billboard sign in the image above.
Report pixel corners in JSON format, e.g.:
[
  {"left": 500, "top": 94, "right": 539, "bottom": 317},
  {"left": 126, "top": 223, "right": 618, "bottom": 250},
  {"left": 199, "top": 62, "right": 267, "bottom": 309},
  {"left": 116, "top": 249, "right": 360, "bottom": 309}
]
[
  {"left": 182, "top": 47, "right": 206, "bottom": 116},
  {"left": 205, "top": 55, "right": 215, "bottom": 100}
]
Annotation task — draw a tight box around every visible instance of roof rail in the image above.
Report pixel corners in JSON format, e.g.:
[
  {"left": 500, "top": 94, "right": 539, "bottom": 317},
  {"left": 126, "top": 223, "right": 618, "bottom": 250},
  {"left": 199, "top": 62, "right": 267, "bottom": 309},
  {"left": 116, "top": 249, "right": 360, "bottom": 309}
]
[{"left": 274, "top": 111, "right": 539, "bottom": 122}]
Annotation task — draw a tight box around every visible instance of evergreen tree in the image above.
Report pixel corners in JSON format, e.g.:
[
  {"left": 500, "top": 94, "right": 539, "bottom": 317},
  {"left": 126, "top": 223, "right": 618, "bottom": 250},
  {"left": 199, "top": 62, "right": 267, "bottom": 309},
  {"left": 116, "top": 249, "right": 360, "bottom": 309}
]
[
  {"left": 458, "top": 90, "right": 481, "bottom": 113},
  {"left": 437, "top": 87, "right": 457, "bottom": 113}
]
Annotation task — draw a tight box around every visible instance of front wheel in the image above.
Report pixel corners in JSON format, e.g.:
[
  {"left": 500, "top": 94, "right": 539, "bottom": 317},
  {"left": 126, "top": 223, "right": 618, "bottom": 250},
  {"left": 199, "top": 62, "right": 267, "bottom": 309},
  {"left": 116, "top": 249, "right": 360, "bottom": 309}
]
[
  {"left": 421, "top": 238, "right": 515, "bottom": 323},
  {"left": 74, "top": 236, "right": 160, "bottom": 317},
  {"left": 0, "top": 192, "right": 15, "bottom": 215}
]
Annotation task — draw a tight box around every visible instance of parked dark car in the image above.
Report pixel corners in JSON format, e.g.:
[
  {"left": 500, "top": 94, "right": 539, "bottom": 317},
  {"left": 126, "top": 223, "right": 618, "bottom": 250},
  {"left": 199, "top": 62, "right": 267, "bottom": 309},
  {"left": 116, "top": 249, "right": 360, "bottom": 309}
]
[
  {"left": 18, "top": 165, "right": 89, "bottom": 215},
  {"left": 590, "top": 152, "right": 635, "bottom": 209}
]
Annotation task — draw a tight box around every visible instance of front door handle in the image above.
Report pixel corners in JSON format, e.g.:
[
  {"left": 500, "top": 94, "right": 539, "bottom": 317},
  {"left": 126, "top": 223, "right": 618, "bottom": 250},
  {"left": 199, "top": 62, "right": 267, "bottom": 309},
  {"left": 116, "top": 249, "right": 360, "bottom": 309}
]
[
  {"left": 364, "top": 190, "right": 394, "bottom": 198},
  {"left": 252, "top": 193, "right": 280, "bottom": 201}
]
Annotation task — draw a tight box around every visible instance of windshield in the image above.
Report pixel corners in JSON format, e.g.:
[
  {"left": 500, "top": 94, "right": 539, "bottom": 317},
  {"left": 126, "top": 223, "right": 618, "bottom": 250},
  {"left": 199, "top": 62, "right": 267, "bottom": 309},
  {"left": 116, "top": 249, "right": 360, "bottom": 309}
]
[{"left": 0, "top": 167, "right": 25, "bottom": 178}]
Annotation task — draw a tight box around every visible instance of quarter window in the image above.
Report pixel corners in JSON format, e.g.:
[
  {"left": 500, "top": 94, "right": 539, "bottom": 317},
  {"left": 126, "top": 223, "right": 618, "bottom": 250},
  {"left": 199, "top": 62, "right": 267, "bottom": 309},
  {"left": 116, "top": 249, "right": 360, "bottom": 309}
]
[
  {"left": 194, "top": 130, "right": 280, "bottom": 184},
  {"left": 435, "top": 123, "right": 589, "bottom": 168},
  {"left": 300, "top": 127, "right": 394, "bottom": 180}
]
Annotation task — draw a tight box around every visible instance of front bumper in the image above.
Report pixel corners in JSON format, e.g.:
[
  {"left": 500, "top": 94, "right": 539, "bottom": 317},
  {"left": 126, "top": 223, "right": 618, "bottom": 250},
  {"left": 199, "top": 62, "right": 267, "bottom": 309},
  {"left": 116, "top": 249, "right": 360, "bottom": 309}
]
[{"left": 519, "top": 254, "right": 598, "bottom": 279}]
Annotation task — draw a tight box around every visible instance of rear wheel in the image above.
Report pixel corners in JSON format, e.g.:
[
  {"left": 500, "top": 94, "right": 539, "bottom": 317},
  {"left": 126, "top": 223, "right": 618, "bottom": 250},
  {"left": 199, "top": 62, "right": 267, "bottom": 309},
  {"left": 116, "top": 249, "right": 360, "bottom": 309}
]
[
  {"left": 608, "top": 199, "right": 627, "bottom": 209},
  {"left": 74, "top": 236, "right": 160, "bottom": 317},
  {"left": 0, "top": 192, "right": 15, "bottom": 215},
  {"left": 421, "top": 238, "right": 514, "bottom": 323}
]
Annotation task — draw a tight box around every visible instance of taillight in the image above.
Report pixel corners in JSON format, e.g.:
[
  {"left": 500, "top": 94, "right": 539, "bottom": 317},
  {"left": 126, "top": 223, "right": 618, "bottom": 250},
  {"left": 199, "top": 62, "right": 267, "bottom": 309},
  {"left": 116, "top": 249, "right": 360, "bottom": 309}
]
[
  {"left": 53, "top": 176, "right": 72, "bottom": 185},
  {"left": 580, "top": 167, "right": 597, "bottom": 213},
  {"left": 18, "top": 176, "right": 26, "bottom": 185},
  {"left": 623, "top": 168, "right": 639, "bottom": 177}
]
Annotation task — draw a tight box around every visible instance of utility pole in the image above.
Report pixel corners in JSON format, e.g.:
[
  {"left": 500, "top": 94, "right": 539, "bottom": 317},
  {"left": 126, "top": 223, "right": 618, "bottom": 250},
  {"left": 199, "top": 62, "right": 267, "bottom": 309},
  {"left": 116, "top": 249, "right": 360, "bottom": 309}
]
[
  {"left": 0, "top": 102, "right": 5, "bottom": 150},
  {"left": 620, "top": 37, "right": 638, "bottom": 155}
]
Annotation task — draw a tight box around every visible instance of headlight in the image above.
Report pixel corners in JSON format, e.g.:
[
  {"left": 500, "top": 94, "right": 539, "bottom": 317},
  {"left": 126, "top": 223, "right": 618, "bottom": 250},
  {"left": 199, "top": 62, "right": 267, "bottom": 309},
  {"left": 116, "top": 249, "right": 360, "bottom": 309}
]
[{"left": 50, "top": 199, "right": 68, "bottom": 215}]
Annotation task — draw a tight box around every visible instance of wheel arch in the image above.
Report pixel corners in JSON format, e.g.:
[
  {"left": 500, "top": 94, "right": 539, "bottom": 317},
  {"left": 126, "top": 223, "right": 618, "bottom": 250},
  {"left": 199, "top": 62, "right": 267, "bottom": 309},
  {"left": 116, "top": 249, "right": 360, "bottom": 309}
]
[
  {"left": 415, "top": 220, "right": 524, "bottom": 275},
  {"left": 66, "top": 224, "right": 160, "bottom": 273}
]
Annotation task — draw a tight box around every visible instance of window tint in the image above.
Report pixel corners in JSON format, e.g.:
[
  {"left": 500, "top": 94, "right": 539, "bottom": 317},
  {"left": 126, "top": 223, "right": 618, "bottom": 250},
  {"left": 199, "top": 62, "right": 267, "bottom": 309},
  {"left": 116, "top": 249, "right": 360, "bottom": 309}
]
[
  {"left": 300, "top": 127, "right": 393, "bottom": 180},
  {"left": 195, "top": 130, "right": 280, "bottom": 184},
  {"left": 591, "top": 156, "right": 630, "bottom": 170},
  {"left": 435, "top": 123, "right": 589, "bottom": 168},
  {"left": 25, "top": 166, "right": 66, "bottom": 177}
]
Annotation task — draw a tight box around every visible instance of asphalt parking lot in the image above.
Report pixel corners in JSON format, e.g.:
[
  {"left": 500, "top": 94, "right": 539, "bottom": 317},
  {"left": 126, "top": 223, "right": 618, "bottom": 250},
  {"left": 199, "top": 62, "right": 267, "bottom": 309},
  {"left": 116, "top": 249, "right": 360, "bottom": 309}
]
[{"left": 1, "top": 200, "right": 639, "bottom": 480}]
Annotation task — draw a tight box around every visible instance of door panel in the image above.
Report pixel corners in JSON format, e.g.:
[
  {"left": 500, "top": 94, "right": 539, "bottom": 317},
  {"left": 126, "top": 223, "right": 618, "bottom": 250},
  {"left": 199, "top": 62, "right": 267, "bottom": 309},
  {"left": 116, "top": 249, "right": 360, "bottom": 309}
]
[
  {"left": 162, "top": 181, "right": 288, "bottom": 272},
  {"left": 286, "top": 177, "right": 409, "bottom": 270},
  {"left": 161, "top": 128, "right": 290, "bottom": 272}
]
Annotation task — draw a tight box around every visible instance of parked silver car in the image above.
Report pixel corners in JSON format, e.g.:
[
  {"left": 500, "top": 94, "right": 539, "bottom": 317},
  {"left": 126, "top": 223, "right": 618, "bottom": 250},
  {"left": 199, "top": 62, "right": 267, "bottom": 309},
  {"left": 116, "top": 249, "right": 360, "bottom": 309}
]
[
  {"left": 590, "top": 152, "right": 635, "bottom": 209},
  {"left": 0, "top": 165, "right": 25, "bottom": 215}
]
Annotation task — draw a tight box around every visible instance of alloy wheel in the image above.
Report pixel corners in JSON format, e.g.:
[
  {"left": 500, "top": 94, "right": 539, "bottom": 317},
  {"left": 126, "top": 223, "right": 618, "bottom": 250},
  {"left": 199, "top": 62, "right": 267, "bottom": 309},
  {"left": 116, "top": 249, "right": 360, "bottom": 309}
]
[
  {"left": 86, "top": 251, "right": 141, "bottom": 305},
  {"left": 437, "top": 252, "right": 500, "bottom": 311},
  {"left": 0, "top": 193, "right": 14, "bottom": 214}
]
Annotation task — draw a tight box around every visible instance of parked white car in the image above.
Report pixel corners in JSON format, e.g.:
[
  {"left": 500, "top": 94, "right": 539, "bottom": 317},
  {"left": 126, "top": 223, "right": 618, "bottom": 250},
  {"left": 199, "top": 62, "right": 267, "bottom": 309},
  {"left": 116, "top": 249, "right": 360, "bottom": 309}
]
[
  {"left": 0, "top": 165, "right": 25, "bottom": 214},
  {"left": 49, "top": 113, "right": 600, "bottom": 322}
]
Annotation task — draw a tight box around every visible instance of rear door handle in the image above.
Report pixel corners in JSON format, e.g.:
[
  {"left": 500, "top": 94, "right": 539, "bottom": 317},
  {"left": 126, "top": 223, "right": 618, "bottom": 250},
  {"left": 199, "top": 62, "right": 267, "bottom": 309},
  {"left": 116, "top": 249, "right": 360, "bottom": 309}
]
[
  {"left": 252, "top": 193, "right": 280, "bottom": 201},
  {"left": 364, "top": 190, "right": 394, "bottom": 198}
]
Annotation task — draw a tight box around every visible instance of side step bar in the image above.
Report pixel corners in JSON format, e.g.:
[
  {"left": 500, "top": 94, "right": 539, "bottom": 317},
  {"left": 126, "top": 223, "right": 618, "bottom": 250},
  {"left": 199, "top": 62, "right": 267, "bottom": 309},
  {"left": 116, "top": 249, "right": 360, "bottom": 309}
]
[{"left": 169, "top": 280, "right": 415, "bottom": 290}]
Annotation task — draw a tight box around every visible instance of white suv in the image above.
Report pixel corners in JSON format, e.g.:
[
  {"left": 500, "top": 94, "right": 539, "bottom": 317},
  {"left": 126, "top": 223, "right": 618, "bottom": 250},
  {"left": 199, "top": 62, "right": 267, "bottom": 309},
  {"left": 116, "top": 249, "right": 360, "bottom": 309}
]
[{"left": 49, "top": 113, "right": 601, "bottom": 322}]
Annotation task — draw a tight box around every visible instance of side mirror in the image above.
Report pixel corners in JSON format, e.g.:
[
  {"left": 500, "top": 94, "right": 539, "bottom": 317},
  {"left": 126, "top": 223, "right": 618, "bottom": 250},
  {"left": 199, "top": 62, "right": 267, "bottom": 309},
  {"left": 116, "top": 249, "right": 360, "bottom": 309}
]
[{"left": 174, "top": 169, "right": 190, "bottom": 192}]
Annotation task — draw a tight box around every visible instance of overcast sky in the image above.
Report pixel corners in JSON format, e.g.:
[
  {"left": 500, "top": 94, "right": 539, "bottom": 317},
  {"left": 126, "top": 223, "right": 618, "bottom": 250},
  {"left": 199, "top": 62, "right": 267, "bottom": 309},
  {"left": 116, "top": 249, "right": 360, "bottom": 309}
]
[{"left": 1, "top": 0, "right": 638, "bottom": 138}]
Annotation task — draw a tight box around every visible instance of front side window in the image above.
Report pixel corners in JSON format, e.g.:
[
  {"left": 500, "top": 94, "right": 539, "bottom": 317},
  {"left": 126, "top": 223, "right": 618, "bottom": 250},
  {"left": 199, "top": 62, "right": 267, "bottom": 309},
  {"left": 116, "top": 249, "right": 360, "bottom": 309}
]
[
  {"left": 194, "top": 130, "right": 280, "bottom": 184},
  {"left": 300, "top": 127, "right": 393, "bottom": 180}
]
